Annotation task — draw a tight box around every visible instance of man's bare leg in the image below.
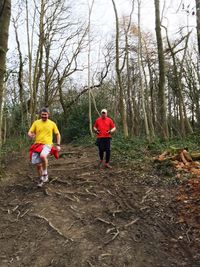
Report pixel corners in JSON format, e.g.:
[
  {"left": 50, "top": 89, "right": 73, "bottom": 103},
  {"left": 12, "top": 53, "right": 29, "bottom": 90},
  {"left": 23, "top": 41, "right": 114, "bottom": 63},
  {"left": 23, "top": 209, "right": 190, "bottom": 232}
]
[
  {"left": 40, "top": 155, "right": 48, "bottom": 172},
  {"left": 36, "top": 164, "right": 43, "bottom": 177},
  {"left": 40, "top": 155, "right": 49, "bottom": 182},
  {"left": 36, "top": 163, "right": 45, "bottom": 187}
]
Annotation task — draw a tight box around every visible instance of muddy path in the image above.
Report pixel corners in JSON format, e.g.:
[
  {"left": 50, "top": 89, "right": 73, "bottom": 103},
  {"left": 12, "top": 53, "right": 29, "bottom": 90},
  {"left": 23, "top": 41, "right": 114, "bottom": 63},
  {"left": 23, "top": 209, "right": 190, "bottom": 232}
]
[{"left": 0, "top": 144, "right": 199, "bottom": 267}]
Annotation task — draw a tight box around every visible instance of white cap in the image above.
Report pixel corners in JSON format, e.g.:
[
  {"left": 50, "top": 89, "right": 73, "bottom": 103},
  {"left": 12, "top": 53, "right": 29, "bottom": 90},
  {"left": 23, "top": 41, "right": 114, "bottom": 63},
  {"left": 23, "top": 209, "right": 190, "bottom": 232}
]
[{"left": 101, "top": 109, "right": 107, "bottom": 114}]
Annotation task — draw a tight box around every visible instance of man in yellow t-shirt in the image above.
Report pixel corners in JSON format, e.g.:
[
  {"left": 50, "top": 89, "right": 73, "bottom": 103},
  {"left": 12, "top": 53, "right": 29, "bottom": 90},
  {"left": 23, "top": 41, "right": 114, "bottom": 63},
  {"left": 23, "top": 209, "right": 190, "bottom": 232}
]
[{"left": 28, "top": 107, "right": 61, "bottom": 187}]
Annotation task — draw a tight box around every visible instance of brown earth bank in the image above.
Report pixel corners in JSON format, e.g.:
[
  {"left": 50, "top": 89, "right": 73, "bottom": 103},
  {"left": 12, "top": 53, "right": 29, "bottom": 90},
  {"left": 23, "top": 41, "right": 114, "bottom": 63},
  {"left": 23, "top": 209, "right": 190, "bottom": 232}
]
[{"left": 0, "top": 144, "right": 199, "bottom": 267}]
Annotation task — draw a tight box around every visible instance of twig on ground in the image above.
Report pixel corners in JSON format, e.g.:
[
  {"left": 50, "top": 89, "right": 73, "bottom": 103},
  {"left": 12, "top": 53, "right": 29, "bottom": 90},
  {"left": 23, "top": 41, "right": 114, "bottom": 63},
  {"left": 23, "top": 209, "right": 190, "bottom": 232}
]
[
  {"left": 12, "top": 205, "right": 19, "bottom": 212},
  {"left": 69, "top": 205, "right": 84, "bottom": 216},
  {"left": 70, "top": 205, "right": 78, "bottom": 212},
  {"left": 73, "top": 195, "right": 80, "bottom": 202},
  {"left": 96, "top": 217, "right": 115, "bottom": 227},
  {"left": 106, "top": 227, "right": 115, "bottom": 233},
  {"left": 67, "top": 220, "right": 80, "bottom": 231},
  {"left": 97, "top": 216, "right": 120, "bottom": 244},
  {"left": 141, "top": 188, "right": 152, "bottom": 204},
  {"left": 186, "top": 226, "right": 192, "bottom": 243},
  {"left": 85, "top": 188, "right": 98, "bottom": 197},
  {"left": 49, "top": 177, "right": 59, "bottom": 183},
  {"left": 32, "top": 214, "right": 73, "bottom": 242},
  {"left": 123, "top": 218, "right": 140, "bottom": 229},
  {"left": 106, "top": 189, "right": 115, "bottom": 196},
  {"left": 87, "top": 260, "right": 95, "bottom": 267},
  {"left": 112, "top": 209, "right": 123, "bottom": 217},
  {"left": 121, "top": 199, "right": 135, "bottom": 211},
  {"left": 20, "top": 209, "right": 30, "bottom": 218},
  {"left": 65, "top": 195, "right": 77, "bottom": 202},
  {"left": 140, "top": 206, "right": 150, "bottom": 211},
  {"left": 79, "top": 172, "right": 92, "bottom": 177},
  {"left": 98, "top": 253, "right": 112, "bottom": 260},
  {"left": 104, "top": 228, "right": 119, "bottom": 245},
  {"left": 115, "top": 194, "right": 135, "bottom": 212}
]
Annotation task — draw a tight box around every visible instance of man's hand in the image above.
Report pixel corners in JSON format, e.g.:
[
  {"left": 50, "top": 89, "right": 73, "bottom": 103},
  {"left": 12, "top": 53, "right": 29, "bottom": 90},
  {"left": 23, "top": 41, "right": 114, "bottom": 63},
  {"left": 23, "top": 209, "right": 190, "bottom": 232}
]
[
  {"left": 56, "top": 144, "right": 61, "bottom": 152},
  {"left": 94, "top": 129, "right": 100, "bottom": 134},
  {"left": 107, "top": 127, "right": 116, "bottom": 134},
  {"left": 28, "top": 132, "right": 35, "bottom": 139}
]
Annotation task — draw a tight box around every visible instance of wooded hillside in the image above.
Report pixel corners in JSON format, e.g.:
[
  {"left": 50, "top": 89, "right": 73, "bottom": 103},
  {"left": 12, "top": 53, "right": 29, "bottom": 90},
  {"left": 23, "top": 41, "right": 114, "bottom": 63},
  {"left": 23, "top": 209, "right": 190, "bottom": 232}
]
[{"left": 0, "top": 0, "right": 199, "bottom": 144}]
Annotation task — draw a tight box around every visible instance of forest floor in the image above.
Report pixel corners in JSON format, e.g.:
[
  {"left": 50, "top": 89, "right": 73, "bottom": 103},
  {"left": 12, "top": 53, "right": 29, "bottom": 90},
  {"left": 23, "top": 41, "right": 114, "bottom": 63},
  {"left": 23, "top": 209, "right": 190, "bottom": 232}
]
[{"left": 0, "top": 144, "right": 200, "bottom": 267}]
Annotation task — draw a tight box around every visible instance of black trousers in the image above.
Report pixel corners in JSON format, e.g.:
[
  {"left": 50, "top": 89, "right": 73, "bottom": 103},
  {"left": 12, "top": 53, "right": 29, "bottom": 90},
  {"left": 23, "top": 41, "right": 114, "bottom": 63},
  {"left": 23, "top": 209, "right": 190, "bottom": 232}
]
[{"left": 97, "top": 138, "right": 111, "bottom": 163}]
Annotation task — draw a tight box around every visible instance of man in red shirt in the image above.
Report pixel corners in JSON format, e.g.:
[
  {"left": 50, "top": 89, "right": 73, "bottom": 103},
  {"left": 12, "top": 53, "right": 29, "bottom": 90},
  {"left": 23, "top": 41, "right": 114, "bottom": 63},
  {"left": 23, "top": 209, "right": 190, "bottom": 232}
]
[{"left": 93, "top": 109, "right": 116, "bottom": 168}]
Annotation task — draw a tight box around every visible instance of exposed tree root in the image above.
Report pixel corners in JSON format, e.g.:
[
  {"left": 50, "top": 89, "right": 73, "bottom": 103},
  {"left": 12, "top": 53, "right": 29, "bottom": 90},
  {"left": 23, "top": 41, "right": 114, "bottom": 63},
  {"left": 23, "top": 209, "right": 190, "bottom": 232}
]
[
  {"left": 32, "top": 213, "right": 73, "bottom": 242},
  {"left": 104, "top": 228, "right": 119, "bottom": 245}
]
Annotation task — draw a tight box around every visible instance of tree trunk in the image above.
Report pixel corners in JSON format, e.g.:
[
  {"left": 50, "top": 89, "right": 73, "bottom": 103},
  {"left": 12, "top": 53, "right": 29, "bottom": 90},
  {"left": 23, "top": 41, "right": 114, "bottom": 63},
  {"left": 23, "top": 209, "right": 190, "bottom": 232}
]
[
  {"left": 123, "top": 2, "right": 134, "bottom": 136},
  {"left": 88, "top": 0, "right": 94, "bottom": 137},
  {"left": 111, "top": 0, "right": 128, "bottom": 138},
  {"left": 154, "top": 0, "right": 169, "bottom": 140},
  {"left": 2, "top": 111, "right": 6, "bottom": 143},
  {"left": 0, "top": 0, "right": 11, "bottom": 146},
  {"left": 125, "top": 34, "right": 134, "bottom": 135},
  {"left": 137, "top": 0, "right": 150, "bottom": 141},
  {"left": 25, "top": 0, "right": 36, "bottom": 125},
  {"left": 13, "top": 17, "right": 25, "bottom": 126},
  {"left": 31, "top": 0, "right": 45, "bottom": 121},
  {"left": 196, "top": 0, "right": 200, "bottom": 57}
]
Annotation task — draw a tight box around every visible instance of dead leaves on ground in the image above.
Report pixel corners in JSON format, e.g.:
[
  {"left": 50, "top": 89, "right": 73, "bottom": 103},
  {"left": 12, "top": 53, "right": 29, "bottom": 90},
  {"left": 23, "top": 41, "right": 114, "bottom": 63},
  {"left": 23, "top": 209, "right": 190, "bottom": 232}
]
[
  {"left": 154, "top": 147, "right": 200, "bottom": 229},
  {"left": 176, "top": 178, "right": 200, "bottom": 229}
]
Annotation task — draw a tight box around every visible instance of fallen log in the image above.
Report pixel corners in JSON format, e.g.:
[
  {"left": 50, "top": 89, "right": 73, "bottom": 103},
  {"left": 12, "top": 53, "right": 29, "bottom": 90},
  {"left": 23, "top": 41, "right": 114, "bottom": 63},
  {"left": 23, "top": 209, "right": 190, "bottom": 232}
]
[
  {"left": 154, "top": 147, "right": 200, "bottom": 178},
  {"left": 190, "top": 152, "right": 200, "bottom": 160},
  {"left": 154, "top": 147, "right": 193, "bottom": 163}
]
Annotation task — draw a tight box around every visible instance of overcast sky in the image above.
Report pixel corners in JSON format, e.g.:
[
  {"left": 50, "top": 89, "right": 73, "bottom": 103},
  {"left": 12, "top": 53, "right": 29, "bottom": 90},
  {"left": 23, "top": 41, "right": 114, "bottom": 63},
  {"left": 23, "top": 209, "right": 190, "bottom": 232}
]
[
  {"left": 8, "top": 0, "right": 197, "bottom": 85},
  {"left": 70, "top": 0, "right": 197, "bottom": 84},
  {"left": 74, "top": 0, "right": 197, "bottom": 37},
  {"left": 9, "top": 0, "right": 197, "bottom": 50}
]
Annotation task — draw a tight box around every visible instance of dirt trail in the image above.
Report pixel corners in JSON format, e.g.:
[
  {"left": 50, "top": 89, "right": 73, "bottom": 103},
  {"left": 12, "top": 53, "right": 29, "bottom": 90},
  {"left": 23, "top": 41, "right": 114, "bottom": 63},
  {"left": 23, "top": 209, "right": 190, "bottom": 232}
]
[{"left": 0, "top": 144, "right": 199, "bottom": 267}]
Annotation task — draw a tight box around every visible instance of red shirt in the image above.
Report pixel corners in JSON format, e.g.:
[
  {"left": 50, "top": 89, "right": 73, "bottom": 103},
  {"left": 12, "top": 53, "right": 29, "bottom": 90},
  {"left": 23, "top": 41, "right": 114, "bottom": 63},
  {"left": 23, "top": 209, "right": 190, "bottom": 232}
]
[{"left": 94, "top": 117, "right": 115, "bottom": 138}]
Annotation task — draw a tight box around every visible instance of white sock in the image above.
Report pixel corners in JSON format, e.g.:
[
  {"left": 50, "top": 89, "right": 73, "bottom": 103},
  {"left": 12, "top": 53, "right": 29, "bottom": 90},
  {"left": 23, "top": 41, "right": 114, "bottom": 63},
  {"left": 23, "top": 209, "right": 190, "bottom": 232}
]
[{"left": 42, "top": 169, "right": 48, "bottom": 175}]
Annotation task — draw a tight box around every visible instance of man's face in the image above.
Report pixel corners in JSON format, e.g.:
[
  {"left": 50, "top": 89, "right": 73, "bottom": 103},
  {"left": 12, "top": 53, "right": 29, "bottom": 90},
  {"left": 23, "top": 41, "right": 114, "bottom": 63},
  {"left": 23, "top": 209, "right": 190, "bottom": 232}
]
[
  {"left": 40, "top": 112, "right": 49, "bottom": 121},
  {"left": 101, "top": 111, "right": 107, "bottom": 119}
]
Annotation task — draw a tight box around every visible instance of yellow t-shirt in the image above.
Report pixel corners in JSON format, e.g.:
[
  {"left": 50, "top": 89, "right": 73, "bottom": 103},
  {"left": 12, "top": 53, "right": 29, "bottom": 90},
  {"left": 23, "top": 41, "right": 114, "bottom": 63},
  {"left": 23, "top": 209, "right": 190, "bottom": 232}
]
[{"left": 29, "top": 119, "right": 60, "bottom": 145}]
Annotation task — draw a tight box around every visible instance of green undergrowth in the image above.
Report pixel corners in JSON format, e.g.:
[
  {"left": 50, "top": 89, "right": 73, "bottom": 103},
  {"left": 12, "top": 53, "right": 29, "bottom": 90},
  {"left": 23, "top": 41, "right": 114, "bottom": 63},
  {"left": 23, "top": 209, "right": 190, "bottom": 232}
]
[
  {"left": 1, "top": 132, "right": 200, "bottom": 180},
  {"left": 74, "top": 132, "right": 200, "bottom": 164},
  {"left": 0, "top": 137, "right": 30, "bottom": 179},
  {"left": 1, "top": 137, "right": 30, "bottom": 155}
]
